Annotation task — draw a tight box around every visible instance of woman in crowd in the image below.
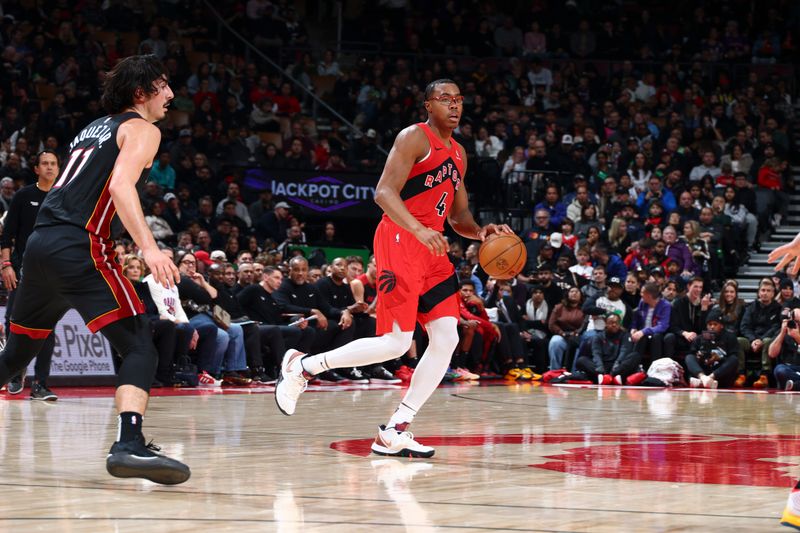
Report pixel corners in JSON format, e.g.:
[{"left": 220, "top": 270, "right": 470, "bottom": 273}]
[
  {"left": 607, "top": 217, "right": 632, "bottom": 257},
  {"left": 122, "top": 255, "right": 194, "bottom": 386},
  {"left": 547, "top": 287, "right": 585, "bottom": 371}
]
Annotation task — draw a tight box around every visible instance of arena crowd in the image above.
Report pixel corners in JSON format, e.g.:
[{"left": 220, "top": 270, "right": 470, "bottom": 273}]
[{"left": 0, "top": 0, "right": 798, "bottom": 388}]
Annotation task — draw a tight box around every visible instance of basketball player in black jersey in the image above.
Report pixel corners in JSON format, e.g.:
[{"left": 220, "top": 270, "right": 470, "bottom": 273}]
[{"left": 0, "top": 55, "right": 189, "bottom": 484}]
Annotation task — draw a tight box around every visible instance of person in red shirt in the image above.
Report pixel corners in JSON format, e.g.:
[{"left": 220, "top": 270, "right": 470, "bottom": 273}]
[
  {"left": 273, "top": 82, "right": 301, "bottom": 116},
  {"left": 757, "top": 157, "right": 787, "bottom": 227},
  {"left": 458, "top": 279, "right": 500, "bottom": 368}
]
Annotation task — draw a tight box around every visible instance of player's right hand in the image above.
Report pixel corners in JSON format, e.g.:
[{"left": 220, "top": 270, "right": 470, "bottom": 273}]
[
  {"left": 415, "top": 227, "right": 449, "bottom": 256},
  {"left": 769, "top": 234, "right": 800, "bottom": 276},
  {"left": 2, "top": 266, "right": 17, "bottom": 291},
  {"left": 143, "top": 248, "right": 181, "bottom": 288}
]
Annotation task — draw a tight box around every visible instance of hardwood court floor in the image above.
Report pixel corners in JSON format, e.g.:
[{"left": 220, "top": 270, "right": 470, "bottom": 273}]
[{"left": 1, "top": 381, "right": 798, "bottom": 532}]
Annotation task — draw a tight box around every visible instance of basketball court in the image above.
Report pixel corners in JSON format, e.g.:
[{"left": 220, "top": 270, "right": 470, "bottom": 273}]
[{"left": 0, "top": 382, "right": 795, "bottom": 531}]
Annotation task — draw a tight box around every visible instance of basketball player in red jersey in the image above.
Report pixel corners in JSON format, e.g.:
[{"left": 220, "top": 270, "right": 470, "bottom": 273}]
[
  {"left": 769, "top": 238, "right": 800, "bottom": 529},
  {"left": 276, "top": 79, "right": 512, "bottom": 457},
  {"left": 0, "top": 55, "right": 189, "bottom": 484}
]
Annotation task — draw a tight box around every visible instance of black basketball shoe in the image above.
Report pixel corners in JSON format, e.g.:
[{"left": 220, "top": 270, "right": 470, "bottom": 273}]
[{"left": 106, "top": 435, "right": 191, "bottom": 485}]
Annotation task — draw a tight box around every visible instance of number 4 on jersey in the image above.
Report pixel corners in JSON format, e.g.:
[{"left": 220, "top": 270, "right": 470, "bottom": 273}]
[
  {"left": 54, "top": 147, "right": 95, "bottom": 188},
  {"left": 435, "top": 191, "right": 448, "bottom": 217}
]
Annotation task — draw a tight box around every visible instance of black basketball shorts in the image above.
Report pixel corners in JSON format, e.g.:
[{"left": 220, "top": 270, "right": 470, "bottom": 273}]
[{"left": 9, "top": 224, "right": 144, "bottom": 338}]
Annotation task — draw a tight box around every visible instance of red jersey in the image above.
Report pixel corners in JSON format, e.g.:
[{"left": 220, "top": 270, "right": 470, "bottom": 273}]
[
  {"left": 356, "top": 272, "right": 377, "bottom": 304},
  {"left": 384, "top": 123, "right": 466, "bottom": 232}
]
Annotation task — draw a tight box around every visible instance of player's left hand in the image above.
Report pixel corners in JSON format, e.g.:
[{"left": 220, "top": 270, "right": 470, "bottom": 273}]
[
  {"left": 477, "top": 223, "right": 514, "bottom": 242},
  {"left": 769, "top": 234, "right": 800, "bottom": 276}
]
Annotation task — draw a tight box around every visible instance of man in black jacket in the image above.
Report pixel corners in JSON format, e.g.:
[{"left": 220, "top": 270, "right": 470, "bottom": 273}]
[
  {"left": 275, "top": 256, "right": 355, "bottom": 353},
  {"left": 738, "top": 280, "right": 782, "bottom": 388},
  {"left": 236, "top": 266, "right": 314, "bottom": 355},
  {"left": 208, "top": 263, "right": 284, "bottom": 382},
  {"left": 575, "top": 314, "right": 643, "bottom": 385},
  {"left": 685, "top": 308, "right": 739, "bottom": 389},
  {"left": 669, "top": 277, "right": 713, "bottom": 360},
  {"left": 315, "top": 257, "right": 396, "bottom": 382}
]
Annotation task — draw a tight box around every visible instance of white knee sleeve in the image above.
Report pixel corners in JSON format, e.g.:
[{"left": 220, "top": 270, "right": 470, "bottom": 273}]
[{"left": 401, "top": 317, "right": 459, "bottom": 413}]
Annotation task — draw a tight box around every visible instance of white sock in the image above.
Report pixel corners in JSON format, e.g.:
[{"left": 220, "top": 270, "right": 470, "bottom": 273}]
[
  {"left": 388, "top": 402, "right": 417, "bottom": 429},
  {"left": 388, "top": 317, "right": 459, "bottom": 426},
  {"left": 300, "top": 322, "right": 413, "bottom": 376}
]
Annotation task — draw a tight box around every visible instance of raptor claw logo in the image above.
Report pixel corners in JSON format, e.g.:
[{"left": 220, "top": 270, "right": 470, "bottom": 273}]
[{"left": 378, "top": 270, "right": 398, "bottom": 293}]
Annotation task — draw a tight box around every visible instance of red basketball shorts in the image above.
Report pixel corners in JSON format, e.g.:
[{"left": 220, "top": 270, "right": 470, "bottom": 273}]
[{"left": 373, "top": 218, "right": 459, "bottom": 335}]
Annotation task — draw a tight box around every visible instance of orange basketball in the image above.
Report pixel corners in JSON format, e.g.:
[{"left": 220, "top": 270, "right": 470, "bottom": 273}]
[{"left": 478, "top": 233, "right": 527, "bottom": 280}]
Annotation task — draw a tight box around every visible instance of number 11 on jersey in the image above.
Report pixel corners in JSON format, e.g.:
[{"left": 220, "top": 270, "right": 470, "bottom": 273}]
[{"left": 54, "top": 147, "right": 95, "bottom": 188}]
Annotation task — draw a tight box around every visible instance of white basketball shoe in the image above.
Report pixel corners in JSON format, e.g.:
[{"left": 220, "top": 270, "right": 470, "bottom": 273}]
[
  {"left": 370, "top": 424, "right": 435, "bottom": 458},
  {"left": 275, "top": 349, "right": 309, "bottom": 416}
]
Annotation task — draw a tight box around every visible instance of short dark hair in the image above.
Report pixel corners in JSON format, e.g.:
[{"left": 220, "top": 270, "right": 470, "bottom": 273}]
[
  {"left": 425, "top": 79, "right": 457, "bottom": 100},
  {"left": 459, "top": 279, "right": 476, "bottom": 289},
  {"left": 101, "top": 54, "right": 168, "bottom": 113},
  {"left": 642, "top": 282, "right": 661, "bottom": 298},
  {"left": 34, "top": 149, "right": 59, "bottom": 166}
]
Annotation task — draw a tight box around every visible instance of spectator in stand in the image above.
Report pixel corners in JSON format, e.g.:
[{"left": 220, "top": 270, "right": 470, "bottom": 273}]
[
  {"left": 566, "top": 185, "right": 593, "bottom": 223},
  {"left": 273, "top": 256, "right": 356, "bottom": 380},
  {"left": 501, "top": 146, "right": 527, "bottom": 181},
  {"left": 475, "top": 126, "right": 504, "bottom": 159},
  {"left": 548, "top": 287, "right": 585, "bottom": 371},
  {"left": 738, "top": 279, "right": 782, "bottom": 388},
  {"left": 770, "top": 308, "right": 800, "bottom": 391},
  {"left": 757, "top": 156, "right": 788, "bottom": 229},
  {"left": 713, "top": 281, "right": 746, "bottom": 388},
  {"left": 591, "top": 243, "right": 628, "bottom": 281},
  {"left": 637, "top": 175, "right": 676, "bottom": 217},
  {"left": 689, "top": 151, "right": 721, "bottom": 182},
  {"left": 215, "top": 182, "right": 252, "bottom": 228},
  {"left": 149, "top": 151, "right": 176, "bottom": 191},
  {"left": 722, "top": 185, "right": 758, "bottom": 251},
  {"left": 172, "top": 252, "right": 226, "bottom": 383},
  {"left": 669, "top": 277, "right": 714, "bottom": 359},
  {"left": 486, "top": 279, "right": 531, "bottom": 378},
  {"left": 629, "top": 282, "right": 673, "bottom": 366},
  {"left": 257, "top": 201, "right": 291, "bottom": 244},
  {"left": 534, "top": 184, "right": 567, "bottom": 228},
  {"left": 778, "top": 278, "right": 800, "bottom": 310},
  {"left": 663, "top": 225, "right": 699, "bottom": 278},
  {"left": 576, "top": 313, "right": 644, "bottom": 385},
  {"left": 685, "top": 308, "right": 740, "bottom": 389},
  {"left": 458, "top": 280, "right": 500, "bottom": 376}
]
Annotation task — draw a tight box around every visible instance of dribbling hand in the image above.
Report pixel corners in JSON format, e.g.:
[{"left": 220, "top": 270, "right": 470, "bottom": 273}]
[
  {"left": 769, "top": 234, "right": 800, "bottom": 276},
  {"left": 143, "top": 248, "right": 181, "bottom": 288},
  {"left": 477, "top": 223, "right": 514, "bottom": 241}
]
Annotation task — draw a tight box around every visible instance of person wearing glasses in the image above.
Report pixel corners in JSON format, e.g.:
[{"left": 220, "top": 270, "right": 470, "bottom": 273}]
[
  {"left": 1, "top": 150, "right": 60, "bottom": 400},
  {"left": 276, "top": 79, "right": 512, "bottom": 458}
]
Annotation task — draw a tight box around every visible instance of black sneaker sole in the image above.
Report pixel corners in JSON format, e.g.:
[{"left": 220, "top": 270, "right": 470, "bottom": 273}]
[
  {"left": 274, "top": 371, "right": 291, "bottom": 416},
  {"left": 370, "top": 446, "right": 435, "bottom": 459},
  {"left": 106, "top": 454, "right": 191, "bottom": 485},
  {"left": 30, "top": 395, "right": 57, "bottom": 401}
]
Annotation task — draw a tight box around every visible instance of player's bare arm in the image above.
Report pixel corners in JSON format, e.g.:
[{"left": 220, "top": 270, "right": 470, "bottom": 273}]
[
  {"left": 374, "top": 125, "right": 449, "bottom": 256},
  {"left": 110, "top": 119, "right": 180, "bottom": 288},
  {"left": 447, "top": 146, "right": 512, "bottom": 242}
]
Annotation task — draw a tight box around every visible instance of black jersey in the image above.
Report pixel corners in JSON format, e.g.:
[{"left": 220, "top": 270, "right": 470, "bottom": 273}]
[
  {"left": 36, "top": 112, "right": 150, "bottom": 240},
  {"left": 0, "top": 184, "right": 48, "bottom": 268}
]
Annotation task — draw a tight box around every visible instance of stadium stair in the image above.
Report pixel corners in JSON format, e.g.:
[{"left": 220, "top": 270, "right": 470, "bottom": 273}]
[{"left": 736, "top": 102, "right": 800, "bottom": 301}]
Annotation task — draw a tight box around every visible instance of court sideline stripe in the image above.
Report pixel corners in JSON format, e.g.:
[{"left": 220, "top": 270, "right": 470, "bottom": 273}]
[{"left": 0, "top": 482, "right": 777, "bottom": 520}]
